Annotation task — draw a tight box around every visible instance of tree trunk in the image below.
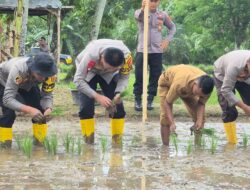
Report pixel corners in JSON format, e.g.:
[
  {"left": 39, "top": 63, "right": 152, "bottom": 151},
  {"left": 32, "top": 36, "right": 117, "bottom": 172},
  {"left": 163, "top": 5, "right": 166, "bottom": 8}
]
[
  {"left": 20, "top": 0, "right": 29, "bottom": 56},
  {"left": 13, "top": 0, "right": 23, "bottom": 57},
  {"left": 91, "top": 0, "right": 107, "bottom": 40}
]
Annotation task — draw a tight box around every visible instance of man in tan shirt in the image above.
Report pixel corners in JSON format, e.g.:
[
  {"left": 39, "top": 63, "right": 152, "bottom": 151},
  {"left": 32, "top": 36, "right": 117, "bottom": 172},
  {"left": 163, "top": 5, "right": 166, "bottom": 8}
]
[{"left": 158, "top": 64, "right": 214, "bottom": 145}]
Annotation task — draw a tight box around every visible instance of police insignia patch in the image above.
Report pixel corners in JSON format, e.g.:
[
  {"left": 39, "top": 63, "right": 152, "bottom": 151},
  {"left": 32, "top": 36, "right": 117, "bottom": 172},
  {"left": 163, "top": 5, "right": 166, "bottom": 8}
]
[
  {"left": 120, "top": 54, "right": 133, "bottom": 75},
  {"left": 15, "top": 76, "right": 23, "bottom": 85}
]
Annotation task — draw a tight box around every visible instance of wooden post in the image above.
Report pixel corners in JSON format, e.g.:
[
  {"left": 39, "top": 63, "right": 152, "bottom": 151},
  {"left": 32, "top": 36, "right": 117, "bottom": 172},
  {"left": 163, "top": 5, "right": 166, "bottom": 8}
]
[
  {"left": 13, "top": 0, "right": 24, "bottom": 57},
  {"left": 57, "top": 9, "right": 61, "bottom": 65},
  {"left": 142, "top": 0, "right": 149, "bottom": 123},
  {"left": 20, "top": 0, "right": 29, "bottom": 56}
]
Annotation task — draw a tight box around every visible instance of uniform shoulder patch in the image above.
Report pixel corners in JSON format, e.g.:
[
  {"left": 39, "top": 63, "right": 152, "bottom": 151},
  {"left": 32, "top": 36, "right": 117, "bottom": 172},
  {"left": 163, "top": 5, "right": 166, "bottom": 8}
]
[
  {"left": 120, "top": 54, "right": 133, "bottom": 75},
  {"left": 42, "top": 75, "right": 57, "bottom": 93}
]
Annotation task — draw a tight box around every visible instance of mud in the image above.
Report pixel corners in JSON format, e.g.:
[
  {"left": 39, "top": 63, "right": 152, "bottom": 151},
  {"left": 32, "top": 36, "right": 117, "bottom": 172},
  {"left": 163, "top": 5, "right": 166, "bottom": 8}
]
[{"left": 1, "top": 118, "right": 250, "bottom": 190}]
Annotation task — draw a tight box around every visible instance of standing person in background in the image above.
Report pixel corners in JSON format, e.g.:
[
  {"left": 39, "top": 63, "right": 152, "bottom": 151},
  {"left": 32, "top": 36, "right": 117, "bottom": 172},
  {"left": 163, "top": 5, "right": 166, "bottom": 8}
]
[
  {"left": 74, "top": 39, "right": 133, "bottom": 145},
  {"left": 213, "top": 50, "right": 250, "bottom": 144},
  {"left": 38, "top": 37, "right": 49, "bottom": 53},
  {"left": 133, "top": 0, "right": 176, "bottom": 111}
]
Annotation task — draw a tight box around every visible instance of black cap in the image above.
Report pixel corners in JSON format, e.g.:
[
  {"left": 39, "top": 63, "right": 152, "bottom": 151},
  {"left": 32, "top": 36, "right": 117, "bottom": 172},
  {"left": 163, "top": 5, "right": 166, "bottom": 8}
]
[{"left": 28, "top": 52, "right": 57, "bottom": 77}]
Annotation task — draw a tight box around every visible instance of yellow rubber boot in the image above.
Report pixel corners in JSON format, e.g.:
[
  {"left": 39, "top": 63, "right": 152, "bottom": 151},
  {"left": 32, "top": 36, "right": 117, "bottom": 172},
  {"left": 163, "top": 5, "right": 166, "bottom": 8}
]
[
  {"left": 33, "top": 123, "right": 48, "bottom": 144},
  {"left": 224, "top": 122, "right": 237, "bottom": 144},
  {"left": 80, "top": 119, "right": 95, "bottom": 144},
  {"left": 0, "top": 127, "right": 12, "bottom": 147},
  {"left": 111, "top": 118, "right": 124, "bottom": 144}
]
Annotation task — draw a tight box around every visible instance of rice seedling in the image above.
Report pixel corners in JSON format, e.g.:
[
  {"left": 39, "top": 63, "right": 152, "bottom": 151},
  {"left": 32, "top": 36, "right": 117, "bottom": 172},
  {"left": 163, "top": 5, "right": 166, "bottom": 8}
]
[
  {"left": 70, "top": 137, "right": 75, "bottom": 154},
  {"left": 43, "top": 134, "right": 58, "bottom": 155},
  {"left": 210, "top": 135, "right": 218, "bottom": 155},
  {"left": 21, "top": 136, "right": 33, "bottom": 158},
  {"left": 202, "top": 128, "right": 215, "bottom": 136},
  {"left": 186, "top": 138, "right": 193, "bottom": 155},
  {"left": 242, "top": 131, "right": 248, "bottom": 148},
  {"left": 63, "top": 133, "right": 73, "bottom": 153},
  {"left": 170, "top": 133, "right": 178, "bottom": 152},
  {"left": 77, "top": 137, "right": 83, "bottom": 155},
  {"left": 101, "top": 135, "right": 108, "bottom": 154},
  {"left": 201, "top": 136, "right": 206, "bottom": 149},
  {"left": 14, "top": 134, "right": 22, "bottom": 150}
]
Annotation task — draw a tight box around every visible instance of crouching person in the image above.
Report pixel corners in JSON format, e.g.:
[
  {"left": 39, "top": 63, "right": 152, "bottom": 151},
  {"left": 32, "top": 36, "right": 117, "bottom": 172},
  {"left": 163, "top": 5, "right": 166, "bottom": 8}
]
[
  {"left": 158, "top": 64, "right": 214, "bottom": 146},
  {"left": 74, "top": 39, "right": 133, "bottom": 144},
  {"left": 213, "top": 50, "right": 250, "bottom": 144},
  {"left": 0, "top": 53, "right": 57, "bottom": 147}
]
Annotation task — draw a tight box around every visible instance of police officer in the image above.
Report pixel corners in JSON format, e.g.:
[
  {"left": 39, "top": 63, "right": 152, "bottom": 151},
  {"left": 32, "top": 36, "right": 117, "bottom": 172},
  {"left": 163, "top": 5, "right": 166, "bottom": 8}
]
[
  {"left": 133, "top": 0, "right": 176, "bottom": 111},
  {"left": 74, "top": 39, "right": 133, "bottom": 144},
  {"left": 0, "top": 53, "right": 57, "bottom": 147},
  {"left": 214, "top": 50, "right": 250, "bottom": 144}
]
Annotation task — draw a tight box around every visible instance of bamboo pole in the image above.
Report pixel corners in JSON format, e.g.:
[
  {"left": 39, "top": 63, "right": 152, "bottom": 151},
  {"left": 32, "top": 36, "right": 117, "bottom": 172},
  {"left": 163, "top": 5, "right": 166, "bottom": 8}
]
[
  {"left": 142, "top": 0, "right": 149, "bottom": 123},
  {"left": 13, "top": 0, "right": 23, "bottom": 57},
  {"left": 57, "top": 9, "right": 61, "bottom": 66}
]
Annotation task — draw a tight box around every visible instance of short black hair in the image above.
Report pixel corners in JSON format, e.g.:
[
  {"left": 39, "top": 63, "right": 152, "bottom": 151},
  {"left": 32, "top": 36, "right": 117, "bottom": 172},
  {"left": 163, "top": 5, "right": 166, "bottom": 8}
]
[
  {"left": 40, "top": 37, "right": 46, "bottom": 41},
  {"left": 198, "top": 75, "right": 214, "bottom": 95},
  {"left": 103, "top": 47, "right": 124, "bottom": 67}
]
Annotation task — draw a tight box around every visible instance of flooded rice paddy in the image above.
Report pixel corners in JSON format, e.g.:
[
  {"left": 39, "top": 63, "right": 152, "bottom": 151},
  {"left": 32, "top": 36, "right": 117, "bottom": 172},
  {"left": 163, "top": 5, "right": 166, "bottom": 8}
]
[{"left": 1, "top": 118, "right": 250, "bottom": 190}]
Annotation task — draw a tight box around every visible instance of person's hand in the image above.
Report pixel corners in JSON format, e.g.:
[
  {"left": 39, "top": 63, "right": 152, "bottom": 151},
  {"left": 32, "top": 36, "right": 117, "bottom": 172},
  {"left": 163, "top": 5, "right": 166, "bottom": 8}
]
[
  {"left": 194, "top": 121, "right": 204, "bottom": 131},
  {"left": 113, "top": 93, "right": 122, "bottom": 105},
  {"left": 44, "top": 108, "right": 52, "bottom": 116},
  {"left": 170, "top": 123, "right": 176, "bottom": 133},
  {"left": 141, "top": 0, "right": 147, "bottom": 11},
  {"left": 31, "top": 110, "right": 46, "bottom": 123},
  {"left": 160, "top": 39, "right": 169, "bottom": 51},
  {"left": 243, "top": 105, "right": 250, "bottom": 116},
  {"left": 94, "top": 93, "right": 112, "bottom": 108}
]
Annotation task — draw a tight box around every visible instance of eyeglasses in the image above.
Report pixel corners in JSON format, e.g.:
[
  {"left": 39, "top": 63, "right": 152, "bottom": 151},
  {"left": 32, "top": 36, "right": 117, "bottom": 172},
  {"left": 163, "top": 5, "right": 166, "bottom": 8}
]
[{"left": 150, "top": 0, "right": 159, "bottom": 2}]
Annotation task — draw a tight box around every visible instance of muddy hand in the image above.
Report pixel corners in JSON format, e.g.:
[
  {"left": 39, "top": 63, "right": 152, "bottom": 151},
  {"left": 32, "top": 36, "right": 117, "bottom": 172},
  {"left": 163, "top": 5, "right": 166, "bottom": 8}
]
[
  {"left": 113, "top": 93, "right": 122, "bottom": 105},
  {"left": 106, "top": 104, "right": 117, "bottom": 118},
  {"left": 32, "top": 112, "right": 46, "bottom": 123},
  {"left": 44, "top": 108, "right": 52, "bottom": 122}
]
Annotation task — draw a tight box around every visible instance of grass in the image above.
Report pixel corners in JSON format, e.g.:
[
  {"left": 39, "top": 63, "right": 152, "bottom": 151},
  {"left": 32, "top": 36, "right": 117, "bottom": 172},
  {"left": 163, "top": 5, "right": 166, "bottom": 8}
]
[
  {"left": 70, "top": 137, "right": 75, "bottom": 154},
  {"left": 210, "top": 135, "right": 218, "bottom": 154},
  {"left": 44, "top": 134, "right": 58, "bottom": 155},
  {"left": 100, "top": 135, "right": 108, "bottom": 155},
  {"left": 63, "top": 133, "right": 73, "bottom": 153},
  {"left": 201, "top": 128, "right": 215, "bottom": 136},
  {"left": 77, "top": 137, "right": 84, "bottom": 155},
  {"left": 15, "top": 134, "right": 22, "bottom": 150},
  {"left": 242, "top": 131, "right": 248, "bottom": 148},
  {"left": 170, "top": 133, "right": 178, "bottom": 152},
  {"left": 51, "top": 106, "right": 65, "bottom": 116},
  {"left": 186, "top": 138, "right": 193, "bottom": 155},
  {"left": 21, "top": 136, "right": 33, "bottom": 158}
]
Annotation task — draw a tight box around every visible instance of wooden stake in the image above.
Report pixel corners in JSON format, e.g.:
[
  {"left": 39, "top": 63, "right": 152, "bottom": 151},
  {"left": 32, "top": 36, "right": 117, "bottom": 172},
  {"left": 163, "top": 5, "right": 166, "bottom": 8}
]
[
  {"left": 57, "top": 9, "right": 61, "bottom": 66},
  {"left": 142, "top": 0, "right": 149, "bottom": 123}
]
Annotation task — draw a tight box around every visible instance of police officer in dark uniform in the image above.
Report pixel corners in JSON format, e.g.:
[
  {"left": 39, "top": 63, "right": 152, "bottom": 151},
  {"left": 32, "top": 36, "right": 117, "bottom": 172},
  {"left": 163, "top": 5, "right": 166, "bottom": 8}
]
[{"left": 0, "top": 53, "right": 57, "bottom": 147}]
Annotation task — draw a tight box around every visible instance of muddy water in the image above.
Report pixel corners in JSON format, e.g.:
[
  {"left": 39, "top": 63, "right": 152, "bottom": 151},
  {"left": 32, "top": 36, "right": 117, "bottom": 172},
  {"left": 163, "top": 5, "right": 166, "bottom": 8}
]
[{"left": 1, "top": 118, "right": 250, "bottom": 190}]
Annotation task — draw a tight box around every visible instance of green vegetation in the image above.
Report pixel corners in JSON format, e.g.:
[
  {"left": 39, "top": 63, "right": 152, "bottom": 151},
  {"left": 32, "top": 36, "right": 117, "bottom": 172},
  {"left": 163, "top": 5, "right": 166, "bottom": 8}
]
[
  {"left": 100, "top": 135, "right": 108, "bottom": 155},
  {"left": 170, "top": 133, "right": 178, "bottom": 152},
  {"left": 44, "top": 134, "right": 58, "bottom": 156},
  {"left": 77, "top": 137, "right": 84, "bottom": 155},
  {"left": 210, "top": 135, "right": 218, "bottom": 155},
  {"left": 15, "top": 134, "right": 22, "bottom": 150},
  {"left": 51, "top": 106, "right": 64, "bottom": 116},
  {"left": 186, "top": 138, "right": 193, "bottom": 155},
  {"left": 242, "top": 132, "right": 248, "bottom": 148},
  {"left": 63, "top": 133, "right": 73, "bottom": 153},
  {"left": 21, "top": 136, "right": 33, "bottom": 158}
]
